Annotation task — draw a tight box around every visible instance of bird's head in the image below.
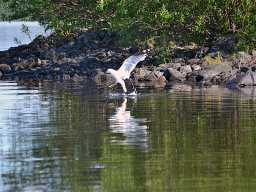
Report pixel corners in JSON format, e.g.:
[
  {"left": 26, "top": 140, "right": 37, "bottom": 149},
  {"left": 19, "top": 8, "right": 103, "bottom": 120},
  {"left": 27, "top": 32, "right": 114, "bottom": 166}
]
[{"left": 142, "top": 49, "right": 151, "bottom": 55}]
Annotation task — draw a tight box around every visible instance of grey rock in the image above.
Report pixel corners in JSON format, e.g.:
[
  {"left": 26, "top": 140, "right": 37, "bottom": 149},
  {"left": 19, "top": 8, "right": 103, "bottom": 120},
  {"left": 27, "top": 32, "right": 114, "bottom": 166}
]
[
  {"left": 65, "top": 41, "right": 75, "bottom": 51},
  {"left": 240, "top": 67, "right": 249, "bottom": 73},
  {"left": 194, "top": 46, "right": 210, "bottom": 58},
  {"left": 72, "top": 73, "right": 83, "bottom": 81},
  {"left": 236, "top": 51, "right": 252, "bottom": 64},
  {"left": 84, "top": 29, "right": 110, "bottom": 48},
  {"left": 155, "top": 76, "right": 166, "bottom": 85},
  {"left": 251, "top": 65, "right": 256, "bottom": 72},
  {"left": 62, "top": 74, "right": 70, "bottom": 80},
  {"left": 174, "top": 48, "right": 195, "bottom": 58},
  {"left": 186, "top": 71, "right": 202, "bottom": 82},
  {"left": 76, "top": 34, "right": 84, "bottom": 43},
  {"left": 84, "top": 30, "right": 98, "bottom": 47},
  {"left": 70, "top": 56, "right": 101, "bottom": 71},
  {"left": 44, "top": 48, "right": 57, "bottom": 60},
  {"left": 133, "top": 68, "right": 150, "bottom": 80},
  {"left": 144, "top": 73, "right": 157, "bottom": 81},
  {"left": 209, "top": 34, "right": 242, "bottom": 54},
  {"left": 174, "top": 58, "right": 185, "bottom": 63},
  {"left": 162, "top": 63, "right": 181, "bottom": 71},
  {"left": 93, "top": 70, "right": 106, "bottom": 84},
  {"left": 191, "top": 64, "right": 201, "bottom": 71},
  {"left": 227, "top": 72, "right": 256, "bottom": 87},
  {"left": 198, "top": 64, "right": 232, "bottom": 81},
  {"left": 23, "top": 57, "right": 41, "bottom": 69},
  {"left": 104, "top": 38, "right": 115, "bottom": 46},
  {"left": 99, "top": 29, "right": 109, "bottom": 39},
  {"left": 153, "top": 71, "right": 164, "bottom": 78},
  {"left": 187, "top": 58, "right": 201, "bottom": 65},
  {"left": 206, "top": 51, "right": 222, "bottom": 60},
  {"left": 251, "top": 50, "right": 256, "bottom": 59},
  {"left": 57, "top": 46, "right": 66, "bottom": 53},
  {"left": 0, "top": 64, "right": 12, "bottom": 73},
  {"left": 163, "top": 68, "right": 185, "bottom": 81},
  {"left": 179, "top": 65, "right": 192, "bottom": 74}
]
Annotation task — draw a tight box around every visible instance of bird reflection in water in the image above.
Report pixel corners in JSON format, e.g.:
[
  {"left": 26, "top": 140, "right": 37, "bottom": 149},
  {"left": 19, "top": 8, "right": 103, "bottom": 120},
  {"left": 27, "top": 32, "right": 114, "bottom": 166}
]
[{"left": 108, "top": 97, "right": 150, "bottom": 151}]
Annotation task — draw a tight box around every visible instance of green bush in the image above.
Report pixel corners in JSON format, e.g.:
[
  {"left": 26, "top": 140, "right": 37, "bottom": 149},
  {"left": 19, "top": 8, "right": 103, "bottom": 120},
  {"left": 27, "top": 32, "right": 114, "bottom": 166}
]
[{"left": 1, "top": 0, "right": 256, "bottom": 47}]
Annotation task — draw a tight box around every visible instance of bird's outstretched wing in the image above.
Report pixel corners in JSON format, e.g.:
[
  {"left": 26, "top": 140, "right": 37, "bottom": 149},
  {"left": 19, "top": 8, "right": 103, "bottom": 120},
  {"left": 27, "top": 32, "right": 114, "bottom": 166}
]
[{"left": 118, "top": 53, "right": 147, "bottom": 79}]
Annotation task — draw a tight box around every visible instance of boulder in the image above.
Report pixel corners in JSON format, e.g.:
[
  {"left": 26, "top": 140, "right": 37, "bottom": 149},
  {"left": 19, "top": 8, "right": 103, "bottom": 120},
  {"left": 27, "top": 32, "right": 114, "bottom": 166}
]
[
  {"left": 209, "top": 34, "right": 242, "bottom": 54},
  {"left": 0, "top": 64, "right": 12, "bottom": 73},
  {"left": 70, "top": 56, "right": 101, "bottom": 71},
  {"left": 83, "top": 29, "right": 110, "bottom": 48},
  {"left": 163, "top": 68, "right": 185, "bottom": 81},
  {"left": 179, "top": 65, "right": 192, "bottom": 74},
  {"left": 153, "top": 71, "right": 164, "bottom": 78},
  {"left": 174, "top": 48, "right": 195, "bottom": 58},
  {"left": 161, "top": 63, "right": 181, "bottom": 71},
  {"left": 194, "top": 46, "right": 210, "bottom": 59},
  {"left": 133, "top": 68, "right": 150, "bottom": 80},
  {"left": 252, "top": 50, "right": 256, "bottom": 59},
  {"left": 173, "top": 58, "right": 185, "bottom": 63},
  {"left": 144, "top": 73, "right": 157, "bottom": 81},
  {"left": 44, "top": 47, "right": 57, "bottom": 60},
  {"left": 191, "top": 64, "right": 201, "bottom": 71},
  {"left": 93, "top": 70, "right": 106, "bottom": 84},
  {"left": 236, "top": 51, "right": 253, "bottom": 64},
  {"left": 251, "top": 65, "right": 256, "bottom": 72},
  {"left": 62, "top": 74, "right": 71, "bottom": 80},
  {"left": 65, "top": 41, "right": 75, "bottom": 52},
  {"left": 197, "top": 64, "right": 232, "bottom": 81},
  {"left": 187, "top": 58, "right": 201, "bottom": 65},
  {"left": 227, "top": 72, "right": 256, "bottom": 88},
  {"left": 154, "top": 76, "right": 166, "bottom": 86},
  {"left": 14, "top": 57, "right": 41, "bottom": 71}
]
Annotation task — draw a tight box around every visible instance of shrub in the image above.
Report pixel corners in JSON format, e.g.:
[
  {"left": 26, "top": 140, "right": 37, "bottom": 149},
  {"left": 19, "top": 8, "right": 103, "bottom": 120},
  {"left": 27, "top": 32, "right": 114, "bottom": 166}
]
[{"left": 1, "top": 0, "right": 255, "bottom": 47}]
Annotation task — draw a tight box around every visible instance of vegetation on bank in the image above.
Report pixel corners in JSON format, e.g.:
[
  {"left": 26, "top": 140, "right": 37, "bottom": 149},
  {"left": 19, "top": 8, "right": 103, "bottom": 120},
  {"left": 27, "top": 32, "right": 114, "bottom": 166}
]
[{"left": 1, "top": 0, "right": 256, "bottom": 51}]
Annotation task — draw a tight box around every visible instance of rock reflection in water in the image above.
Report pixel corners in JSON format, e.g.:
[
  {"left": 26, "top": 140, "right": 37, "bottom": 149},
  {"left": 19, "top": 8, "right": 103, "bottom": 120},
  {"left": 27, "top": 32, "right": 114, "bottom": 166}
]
[
  {"left": 227, "top": 86, "right": 256, "bottom": 100},
  {"left": 108, "top": 97, "right": 150, "bottom": 150}
]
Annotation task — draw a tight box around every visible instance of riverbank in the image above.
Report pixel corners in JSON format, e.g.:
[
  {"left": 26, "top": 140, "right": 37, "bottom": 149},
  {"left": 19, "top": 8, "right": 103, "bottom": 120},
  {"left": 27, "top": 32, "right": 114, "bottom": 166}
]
[{"left": 0, "top": 29, "right": 256, "bottom": 90}]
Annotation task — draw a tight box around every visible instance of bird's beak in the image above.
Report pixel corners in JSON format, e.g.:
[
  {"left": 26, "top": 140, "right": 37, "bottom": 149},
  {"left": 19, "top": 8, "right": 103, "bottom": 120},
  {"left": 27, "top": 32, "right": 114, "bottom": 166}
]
[{"left": 108, "top": 83, "right": 117, "bottom": 88}]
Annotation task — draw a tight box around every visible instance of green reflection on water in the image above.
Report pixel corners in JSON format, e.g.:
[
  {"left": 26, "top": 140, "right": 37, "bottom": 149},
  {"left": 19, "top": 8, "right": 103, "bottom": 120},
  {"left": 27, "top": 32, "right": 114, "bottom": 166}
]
[
  {"left": 46, "top": 86, "right": 256, "bottom": 191},
  {"left": 4, "top": 80, "right": 256, "bottom": 191},
  {"left": 97, "top": 89, "right": 256, "bottom": 192},
  {"left": 26, "top": 88, "right": 234, "bottom": 191}
]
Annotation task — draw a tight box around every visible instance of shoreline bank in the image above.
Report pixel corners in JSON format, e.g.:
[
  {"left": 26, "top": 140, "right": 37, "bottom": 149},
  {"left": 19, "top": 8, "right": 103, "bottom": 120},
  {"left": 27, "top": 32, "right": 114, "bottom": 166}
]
[{"left": 0, "top": 29, "right": 256, "bottom": 90}]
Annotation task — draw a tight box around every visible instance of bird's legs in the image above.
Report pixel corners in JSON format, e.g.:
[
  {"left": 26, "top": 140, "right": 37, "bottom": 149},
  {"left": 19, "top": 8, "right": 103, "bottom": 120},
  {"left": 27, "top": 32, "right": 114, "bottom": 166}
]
[
  {"left": 128, "top": 79, "right": 137, "bottom": 94},
  {"left": 108, "top": 83, "right": 117, "bottom": 88}
]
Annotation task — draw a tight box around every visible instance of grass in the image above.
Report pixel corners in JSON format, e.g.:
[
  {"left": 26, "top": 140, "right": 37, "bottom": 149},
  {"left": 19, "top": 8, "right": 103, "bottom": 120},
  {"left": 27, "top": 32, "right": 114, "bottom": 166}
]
[{"left": 204, "top": 52, "right": 221, "bottom": 65}]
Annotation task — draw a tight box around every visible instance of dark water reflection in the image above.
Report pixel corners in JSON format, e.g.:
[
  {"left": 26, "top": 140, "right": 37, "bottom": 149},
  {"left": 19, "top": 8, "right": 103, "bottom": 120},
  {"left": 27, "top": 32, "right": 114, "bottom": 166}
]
[{"left": 0, "top": 79, "right": 256, "bottom": 191}]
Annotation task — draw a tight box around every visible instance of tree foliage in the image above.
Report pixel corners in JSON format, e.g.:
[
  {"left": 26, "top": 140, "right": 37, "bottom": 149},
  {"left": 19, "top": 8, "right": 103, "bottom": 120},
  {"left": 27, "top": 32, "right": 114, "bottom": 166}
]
[{"left": 1, "top": 0, "right": 256, "bottom": 45}]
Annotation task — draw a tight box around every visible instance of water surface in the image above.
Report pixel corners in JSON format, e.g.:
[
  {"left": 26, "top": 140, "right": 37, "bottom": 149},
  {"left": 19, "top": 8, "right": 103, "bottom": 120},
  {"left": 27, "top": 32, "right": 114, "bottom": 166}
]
[
  {"left": 0, "top": 79, "right": 256, "bottom": 191},
  {"left": 0, "top": 21, "right": 51, "bottom": 51}
]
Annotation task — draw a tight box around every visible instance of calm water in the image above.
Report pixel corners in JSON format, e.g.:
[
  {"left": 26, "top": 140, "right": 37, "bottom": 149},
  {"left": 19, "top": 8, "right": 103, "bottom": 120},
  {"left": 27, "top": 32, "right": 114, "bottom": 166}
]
[
  {"left": 0, "top": 79, "right": 256, "bottom": 191},
  {"left": 0, "top": 21, "right": 51, "bottom": 51},
  {"left": 1, "top": 21, "right": 256, "bottom": 191}
]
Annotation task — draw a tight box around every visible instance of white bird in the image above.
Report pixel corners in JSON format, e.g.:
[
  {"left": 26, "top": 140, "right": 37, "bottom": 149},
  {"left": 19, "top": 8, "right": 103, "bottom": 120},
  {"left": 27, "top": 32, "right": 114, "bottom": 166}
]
[{"left": 106, "top": 49, "right": 149, "bottom": 93}]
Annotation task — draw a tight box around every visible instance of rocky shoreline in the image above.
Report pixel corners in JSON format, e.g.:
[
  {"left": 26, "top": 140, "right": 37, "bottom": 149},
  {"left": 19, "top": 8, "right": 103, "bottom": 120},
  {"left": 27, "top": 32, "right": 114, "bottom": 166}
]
[{"left": 1, "top": 29, "right": 256, "bottom": 90}]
